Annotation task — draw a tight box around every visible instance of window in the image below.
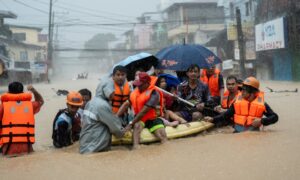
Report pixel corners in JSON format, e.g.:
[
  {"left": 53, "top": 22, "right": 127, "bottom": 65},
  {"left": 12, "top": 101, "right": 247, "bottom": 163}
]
[
  {"left": 15, "top": 61, "right": 30, "bottom": 69},
  {"left": 13, "top": 33, "right": 26, "bottom": 41},
  {"left": 20, "top": 51, "right": 28, "bottom": 61},
  {"left": 36, "top": 52, "right": 42, "bottom": 61}
]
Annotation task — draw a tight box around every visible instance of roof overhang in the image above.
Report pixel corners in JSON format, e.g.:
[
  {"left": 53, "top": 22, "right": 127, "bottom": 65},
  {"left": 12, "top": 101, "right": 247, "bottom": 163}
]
[{"left": 0, "top": 11, "right": 17, "bottom": 19}]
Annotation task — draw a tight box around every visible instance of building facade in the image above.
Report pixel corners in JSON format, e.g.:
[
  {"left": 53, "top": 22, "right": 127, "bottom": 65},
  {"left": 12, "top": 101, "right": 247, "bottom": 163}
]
[
  {"left": 9, "top": 25, "right": 47, "bottom": 62},
  {"left": 255, "top": 0, "right": 300, "bottom": 81},
  {"left": 163, "top": 1, "right": 225, "bottom": 44}
]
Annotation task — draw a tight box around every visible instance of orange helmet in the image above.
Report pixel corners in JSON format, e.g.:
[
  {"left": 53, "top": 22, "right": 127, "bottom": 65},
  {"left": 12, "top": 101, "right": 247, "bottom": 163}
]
[
  {"left": 66, "top": 91, "right": 83, "bottom": 106},
  {"left": 243, "top": 76, "right": 259, "bottom": 90}
]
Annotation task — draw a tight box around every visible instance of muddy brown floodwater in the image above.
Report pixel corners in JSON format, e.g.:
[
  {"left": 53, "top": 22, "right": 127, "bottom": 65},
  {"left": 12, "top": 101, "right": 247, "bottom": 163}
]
[{"left": 0, "top": 77, "right": 299, "bottom": 180}]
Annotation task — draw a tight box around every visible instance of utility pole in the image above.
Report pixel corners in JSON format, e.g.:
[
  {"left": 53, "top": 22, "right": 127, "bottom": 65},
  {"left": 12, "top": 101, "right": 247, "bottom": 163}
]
[
  {"left": 47, "top": 0, "right": 53, "bottom": 82},
  {"left": 236, "top": 8, "right": 246, "bottom": 79},
  {"left": 183, "top": 8, "right": 189, "bottom": 44},
  {"left": 51, "top": 12, "right": 55, "bottom": 51}
]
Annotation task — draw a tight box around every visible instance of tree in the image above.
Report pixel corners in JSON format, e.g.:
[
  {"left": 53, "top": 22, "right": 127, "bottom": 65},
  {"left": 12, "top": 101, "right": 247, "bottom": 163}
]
[
  {"left": 84, "top": 33, "right": 117, "bottom": 50},
  {"left": 79, "top": 33, "right": 117, "bottom": 72}
]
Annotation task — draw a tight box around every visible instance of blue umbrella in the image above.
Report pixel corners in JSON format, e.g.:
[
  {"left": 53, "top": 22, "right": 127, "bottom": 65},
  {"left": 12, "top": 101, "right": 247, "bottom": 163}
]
[
  {"left": 156, "top": 44, "right": 222, "bottom": 71},
  {"left": 111, "top": 52, "right": 158, "bottom": 81},
  {"left": 157, "top": 73, "right": 181, "bottom": 88}
]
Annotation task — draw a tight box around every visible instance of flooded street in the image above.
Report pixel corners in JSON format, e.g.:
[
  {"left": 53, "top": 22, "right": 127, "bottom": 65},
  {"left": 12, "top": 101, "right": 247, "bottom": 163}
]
[
  {"left": 0, "top": 77, "right": 299, "bottom": 180},
  {"left": 1, "top": 0, "right": 300, "bottom": 179}
]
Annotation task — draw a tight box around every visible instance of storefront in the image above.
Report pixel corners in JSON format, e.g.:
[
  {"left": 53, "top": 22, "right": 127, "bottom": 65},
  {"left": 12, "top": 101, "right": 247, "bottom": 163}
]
[{"left": 255, "top": 17, "right": 291, "bottom": 80}]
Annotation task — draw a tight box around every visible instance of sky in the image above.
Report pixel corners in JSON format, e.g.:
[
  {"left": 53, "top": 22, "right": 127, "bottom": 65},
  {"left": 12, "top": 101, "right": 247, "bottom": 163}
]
[{"left": 1, "top": 0, "right": 162, "bottom": 48}]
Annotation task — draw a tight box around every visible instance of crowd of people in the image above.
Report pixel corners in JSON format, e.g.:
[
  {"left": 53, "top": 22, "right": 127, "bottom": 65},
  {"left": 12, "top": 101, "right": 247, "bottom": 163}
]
[{"left": 0, "top": 64, "right": 279, "bottom": 157}]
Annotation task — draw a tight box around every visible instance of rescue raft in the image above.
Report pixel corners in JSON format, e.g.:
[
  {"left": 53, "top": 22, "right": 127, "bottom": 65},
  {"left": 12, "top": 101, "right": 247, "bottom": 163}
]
[{"left": 112, "top": 121, "right": 213, "bottom": 145}]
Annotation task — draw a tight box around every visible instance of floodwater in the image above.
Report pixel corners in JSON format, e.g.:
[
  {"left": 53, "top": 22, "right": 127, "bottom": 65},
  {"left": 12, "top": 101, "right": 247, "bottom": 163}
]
[{"left": 0, "top": 76, "right": 299, "bottom": 180}]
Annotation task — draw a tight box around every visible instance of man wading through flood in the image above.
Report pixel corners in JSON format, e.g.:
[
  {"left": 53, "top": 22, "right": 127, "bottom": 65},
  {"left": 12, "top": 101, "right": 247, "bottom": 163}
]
[{"left": 117, "top": 72, "right": 167, "bottom": 149}]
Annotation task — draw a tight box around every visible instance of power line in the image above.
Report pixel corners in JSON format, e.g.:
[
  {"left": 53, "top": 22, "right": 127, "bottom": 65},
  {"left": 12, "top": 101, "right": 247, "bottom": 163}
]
[
  {"left": 55, "top": 18, "right": 132, "bottom": 31},
  {"left": 30, "top": 0, "right": 133, "bottom": 23},
  {"left": 6, "top": 18, "right": 224, "bottom": 30},
  {"left": 33, "top": 0, "right": 137, "bottom": 19},
  {"left": 7, "top": 0, "right": 251, "bottom": 27},
  {"left": 13, "top": 0, "right": 48, "bottom": 14},
  {"left": 54, "top": 48, "right": 160, "bottom": 52},
  {"left": 53, "top": 5, "right": 131, "bottom": 23},
  {"left": 56, "top": 56, "right": 106, "bottom": 59},
  {"left": 63, "top": 27, "right": 128, "bottom": 33},
  {"left": 0, "top": 0, "right": 12, "bottom": 11},
  {"left": 52, "top": 17, "right": 226, "bottom": 27},
  {"left": 50, "top": 0, "right": 137, "bottom": 19}
]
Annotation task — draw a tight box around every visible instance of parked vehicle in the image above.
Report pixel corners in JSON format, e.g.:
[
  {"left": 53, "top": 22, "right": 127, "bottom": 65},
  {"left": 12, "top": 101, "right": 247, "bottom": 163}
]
[{"left": 7, "top": 60, "right": 47, "bottom": 83}]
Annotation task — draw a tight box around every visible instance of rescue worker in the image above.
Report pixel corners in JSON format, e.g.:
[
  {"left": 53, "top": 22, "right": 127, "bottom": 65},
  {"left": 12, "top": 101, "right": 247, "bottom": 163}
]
[
  {"left": 236, "top": 79, "right": 244, "bottom": 91},
  {"left": 200, "top": 65, "right": 224, "bottom": 105},
  {"left": 214, "top": 75, "right": 239, "bottom": 113},
  {"left": 78, "top": 88, "right": 92, "bottom": 118},
  {"left": 52, "top": 91, "right": 83, "bottom": 148},
  {"left": 204, "top": 77, "right": 279, "bottom": 133},
  {"left": 117, "top": 72, "right": 167, "bottom": 149},
  {"left": 79, "top": 79, "right": 124, "bottom": 154},
  {"left": 111, "top": 65, "right": 131, "bottom": 126},
  {"left": 213, "top": 75, "right": 240, "bottom": 127},
  {"left": 0, "top": 82, "right": 44, "bottom": 156}
]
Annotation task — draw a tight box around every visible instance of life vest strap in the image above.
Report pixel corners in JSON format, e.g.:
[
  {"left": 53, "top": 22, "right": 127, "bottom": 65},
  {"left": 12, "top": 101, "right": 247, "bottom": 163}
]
[
  {"left": 1, "top": 124, "right": 35, "bottom": 128},
  {"left": 112, "top": 99, "right": 126, "bottom": 103},
  {"left": 114, "top": 94, "right": 129, "bottom": 97},
  {"left": 0, "top": 133, "right": 34, "bottom": 137},
  {"left": 3, "top": 132, "right": 13, "bottom": 155},
  {"left": 27, "top": 132, "right": 31, "bottom": 154}
]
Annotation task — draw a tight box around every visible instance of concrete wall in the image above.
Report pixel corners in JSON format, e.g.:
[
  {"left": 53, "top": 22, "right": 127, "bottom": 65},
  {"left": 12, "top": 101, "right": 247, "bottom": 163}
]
[
  {"left": 10, "top": 27, "right": 40, "bottom": 45},
  {"left": 7, "top": 44, "right": 40, "bottom": 61}
]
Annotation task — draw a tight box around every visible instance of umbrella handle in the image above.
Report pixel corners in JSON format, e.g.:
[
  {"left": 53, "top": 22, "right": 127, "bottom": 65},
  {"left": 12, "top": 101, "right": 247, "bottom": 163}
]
[{"left": 156, "top": 86, "right": 195, "bottom": 107}]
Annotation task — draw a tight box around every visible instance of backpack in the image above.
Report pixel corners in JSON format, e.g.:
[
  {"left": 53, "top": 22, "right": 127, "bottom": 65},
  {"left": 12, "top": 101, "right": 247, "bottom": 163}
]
[{"left": 52, "top": 109, "right": 74, "bottom": 148}]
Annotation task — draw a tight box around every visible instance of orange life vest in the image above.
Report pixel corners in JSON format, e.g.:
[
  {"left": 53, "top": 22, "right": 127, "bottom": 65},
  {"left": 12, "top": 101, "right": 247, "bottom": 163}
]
[
  {"left": 111, "top": 81, "right": 130, "bottom": 113},
  {"left": 0, "top": 93, "right": 35, "bottom": 145},
  {"left": 130, "top": 85, "right": 163, "bottom": 123},
  {"left": 221, "top": 90, "right": 238, "bottom": 109},
  {"left": 200, "top": 69, "right": 220, "bottom": 97},
  {"left": 150, "top": 76, "right": 158, "bottom": 86},
  {"left": 233, "top": 92, "right": 266, "bottom": 127}
]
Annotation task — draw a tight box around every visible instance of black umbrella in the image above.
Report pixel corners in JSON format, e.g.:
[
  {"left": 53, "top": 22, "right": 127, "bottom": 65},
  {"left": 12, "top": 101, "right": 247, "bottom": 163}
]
[
  {"left": 156, "top": 44, "right": 222, "bottom": 71},
  {"left": 111, "top": 52, "right": 158, "bottom": 81}
]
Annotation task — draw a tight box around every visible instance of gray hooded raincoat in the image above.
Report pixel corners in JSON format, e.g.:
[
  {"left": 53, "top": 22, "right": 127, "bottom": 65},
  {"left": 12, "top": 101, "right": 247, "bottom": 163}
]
[{"left": 79, "top": 78, "right": 123, "bottom": 154}]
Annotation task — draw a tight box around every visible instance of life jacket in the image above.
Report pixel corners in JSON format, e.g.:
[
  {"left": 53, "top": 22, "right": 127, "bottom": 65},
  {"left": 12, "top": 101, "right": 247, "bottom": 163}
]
[
  {"left": 150, "top": 76, "right": 158, "bottom": 87},
  {"left": 0, "top": 93, "right": 34, "bottom": 145},
  {"left": 111, "top": 81, "right": 130, "bottom": 113},
  {"left": 130, "top": 84, "right": 163, "bottom": 123},
  {"left": 221, "top": 90, "right": 238, "bottom": 109},
  {"left": 233, "top": 92, "right": 266, "bottom": 127},
  {"left": 200, "top": 69, "right": 220, "bottom": 97}
]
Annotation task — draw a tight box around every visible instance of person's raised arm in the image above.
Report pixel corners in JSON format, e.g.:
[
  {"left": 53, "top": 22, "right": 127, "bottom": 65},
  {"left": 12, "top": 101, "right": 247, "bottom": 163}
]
[{"left": 27, "top": 85, "right": 44, "bottom": 106}]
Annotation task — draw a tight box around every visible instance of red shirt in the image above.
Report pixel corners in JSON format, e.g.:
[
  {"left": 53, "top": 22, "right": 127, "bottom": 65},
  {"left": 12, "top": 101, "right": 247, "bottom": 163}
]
[{"left": 0, "top": 101, "right": 42, "bottom": 156}]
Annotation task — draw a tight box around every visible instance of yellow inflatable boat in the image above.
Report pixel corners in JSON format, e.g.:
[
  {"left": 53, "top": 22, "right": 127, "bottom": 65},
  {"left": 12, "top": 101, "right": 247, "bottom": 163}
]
[{"left": 112, "top": 121, "right": 213, "bottom": 145}]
